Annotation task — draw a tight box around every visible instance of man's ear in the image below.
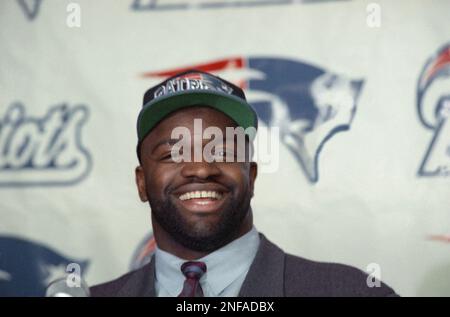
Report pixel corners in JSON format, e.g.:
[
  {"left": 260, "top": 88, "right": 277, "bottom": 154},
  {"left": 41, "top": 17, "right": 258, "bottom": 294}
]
[
  {"left": 135, "top": 166, "right": 148, "bottom": 202},
  {"left": 249, "top": 162, "right": 257, "bottom": 198}
]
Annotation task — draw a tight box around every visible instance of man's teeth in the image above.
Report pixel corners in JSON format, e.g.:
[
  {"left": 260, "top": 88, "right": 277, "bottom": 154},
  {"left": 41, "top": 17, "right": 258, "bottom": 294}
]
[{"left": 179, "top": 191, "right": 222, "bottom": 201}]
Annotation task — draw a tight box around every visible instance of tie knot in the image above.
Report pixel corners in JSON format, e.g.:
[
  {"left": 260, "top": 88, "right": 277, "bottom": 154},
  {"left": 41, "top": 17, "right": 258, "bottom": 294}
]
[{"left": 181, "top": 261, "right": 207, "bottom": 280}]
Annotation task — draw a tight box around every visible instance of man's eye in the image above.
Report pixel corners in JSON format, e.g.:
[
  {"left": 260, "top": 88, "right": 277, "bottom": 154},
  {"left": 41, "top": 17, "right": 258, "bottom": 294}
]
[
  {"left": 215, "top": 150, "right": 225, "bottom": 157},
  {"left": 161, "top": 153, "right": 174, "bottom": 161},
  {"left": 215, "top": 149, "right": 234, "bottom": 158}
]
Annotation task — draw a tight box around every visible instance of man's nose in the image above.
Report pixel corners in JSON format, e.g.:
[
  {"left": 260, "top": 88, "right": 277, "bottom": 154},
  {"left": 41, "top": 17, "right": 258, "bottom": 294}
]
[{"left": 180, "top": 161, "right": 221, "bottom": 180}]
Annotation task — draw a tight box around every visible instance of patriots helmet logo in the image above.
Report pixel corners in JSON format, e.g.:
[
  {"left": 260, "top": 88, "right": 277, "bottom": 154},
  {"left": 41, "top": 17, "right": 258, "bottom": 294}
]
[
  {"left": 0, "top": 236, "right": 89, "bottom": 296},
  {"left": 143, "top": 57, "right": 364, "bottom": 183}
]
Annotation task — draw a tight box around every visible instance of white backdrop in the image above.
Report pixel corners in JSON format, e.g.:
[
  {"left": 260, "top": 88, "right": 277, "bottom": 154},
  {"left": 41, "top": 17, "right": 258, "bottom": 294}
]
[{"left": 1, "top": 0, "right": 449, "bottom": 296}]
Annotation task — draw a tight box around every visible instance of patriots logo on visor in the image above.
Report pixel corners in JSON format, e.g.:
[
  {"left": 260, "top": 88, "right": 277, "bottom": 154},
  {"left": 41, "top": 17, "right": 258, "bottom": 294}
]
[
  {"left": 152, "top": 72, "right": 234, "bottom": 100},
  {"left": 142, "top": 56, "right": 364, "bottom": 183}
]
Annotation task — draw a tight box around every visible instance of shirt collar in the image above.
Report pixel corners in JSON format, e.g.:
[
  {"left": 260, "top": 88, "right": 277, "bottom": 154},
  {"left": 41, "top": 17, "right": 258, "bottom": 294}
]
[{"left": 154, "top": 227, "right": 260, "bottom": 296}]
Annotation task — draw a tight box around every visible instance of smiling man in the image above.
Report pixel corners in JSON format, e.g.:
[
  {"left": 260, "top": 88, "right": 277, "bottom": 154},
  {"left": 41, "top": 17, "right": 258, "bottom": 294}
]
[{"left": 90, "top": 70, "right": 397, "bottom": 297}]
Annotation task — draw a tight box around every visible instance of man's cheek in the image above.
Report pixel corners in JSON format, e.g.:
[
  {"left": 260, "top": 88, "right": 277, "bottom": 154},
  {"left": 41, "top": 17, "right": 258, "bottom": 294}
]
[{"left": 151, "top": 168, "right": 175, "bottom": 189}]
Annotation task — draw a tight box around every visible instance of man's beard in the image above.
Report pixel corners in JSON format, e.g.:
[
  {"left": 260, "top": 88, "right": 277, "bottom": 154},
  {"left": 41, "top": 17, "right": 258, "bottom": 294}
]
[{"left": 148, "top": 191, "right": 251, "bottom": 253}]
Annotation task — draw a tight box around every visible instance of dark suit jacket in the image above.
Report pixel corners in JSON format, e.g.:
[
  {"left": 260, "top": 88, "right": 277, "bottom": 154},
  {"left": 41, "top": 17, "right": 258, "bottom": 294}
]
[{"left": 90, "top": 234, "right": 398, "bottom": 297}]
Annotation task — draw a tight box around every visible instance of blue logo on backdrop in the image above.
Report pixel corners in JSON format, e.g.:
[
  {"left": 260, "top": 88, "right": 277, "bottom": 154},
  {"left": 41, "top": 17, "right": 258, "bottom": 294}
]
[
  {"left": 0, "top": 236, "right": 89, "bottom": 296},
  {"left": 16, "top": 0, "right": 43, "bottom": 21},
  {"left": 417, "top": 43, "right": 450, "bottom": 177},
  {"left": 143, "top": 57, "right": 364, "bottom": 183},
  {"left": 0, "top": 102, "right": 92, "bottom": 187}
]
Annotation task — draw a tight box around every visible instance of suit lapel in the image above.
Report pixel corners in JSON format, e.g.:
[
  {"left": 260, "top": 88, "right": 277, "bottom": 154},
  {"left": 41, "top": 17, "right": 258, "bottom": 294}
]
[
  {"left": 238, "top": 234, "right": 285, "bottom": 297},
  {"left": 117, "top": 256, "right": 156, "bottom": 297}
]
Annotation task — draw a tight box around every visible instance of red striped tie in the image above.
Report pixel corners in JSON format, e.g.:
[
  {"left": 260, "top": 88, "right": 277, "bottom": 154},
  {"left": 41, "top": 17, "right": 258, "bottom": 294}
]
[{"left": 178, "top": 261, "right": 207, "bottom": 297}]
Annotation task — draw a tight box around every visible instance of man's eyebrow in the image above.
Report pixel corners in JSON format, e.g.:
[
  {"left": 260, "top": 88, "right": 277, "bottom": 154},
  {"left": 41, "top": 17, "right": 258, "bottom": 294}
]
[{"left": 151, "top": 138, "right": 182, "bottom": 152}]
